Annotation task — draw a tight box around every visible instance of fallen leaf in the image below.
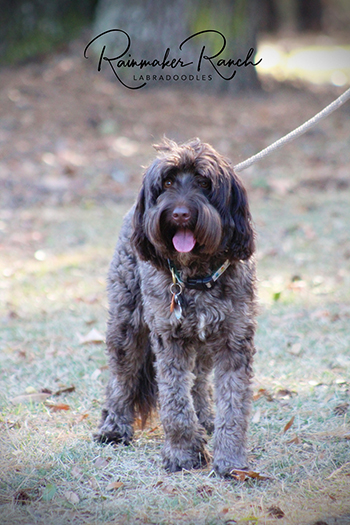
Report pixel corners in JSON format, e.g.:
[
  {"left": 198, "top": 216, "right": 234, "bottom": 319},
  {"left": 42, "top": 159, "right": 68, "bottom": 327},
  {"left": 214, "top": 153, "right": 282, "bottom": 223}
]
[
  {"left": 288, "top": 343, "right": 302, "bottom": 356},
  {"left": 148, "top": 425, "right": 160, "bottom": 433},
  {"left": 45, "top": 402, "right": 70, "bottom": 411},
  {"left": 11, "top": 393, "right": 51, "bottom": 404},
  {"left": 286, "top": 435, "right": 301, "bottom": 445},
  {"left": 246, "top": 470, "right": 270, "bottom": 480},
  {"left": 91, "top": 368, "right": 101, "bottom": 381},
  {"left": 88, "top": 477, "right": 98, "bottom": 490},
  {"left": 78, "top": 328, "right": 104, "bottom": 345},
  {"left": 289, "top": 279, "right": 306, "bottom": 291},
  {"left": 40, "top": 387, "right": 53, "bottom": 394},
  {"left": 8, "top": 310, "right": 20, "bottom": 319},
  {"left": 252, "top": 408, "right": 261, "bottom": 423},
  {"left": 64, "top": 491, "right": 80, "bottom": 504},
  {"left": 71, "top": 466, "right": 83, "bottom": 478},
  {"left": 335, "top": 378, "right": 347, "bottom": 385},
  {"left": 75, "top": 413, "right": 89, "bottom": 424},
  {"left": 41, "top": 484, "right": 57, "bottom": 501},
  {"left": 333, "top": 403, "right": 349, "bottom": 416},
  {"left": 54, "top": 385, "right": 75, "bottom": 396},
  {"left": 196, "top": 484, "right": 213, "bottom": 497},
  {"left": 309, "top": 380, "right": 322, "bottom": 386},
  {"left": 232, "top": 470, "right": 248, "bottom": 482},
  {"left": 283, "top": 416, "right": 295, "bottom": 433},
  {"left": 153, "top": 480, "right": 163, "bottom": 488},
  {"left": 160, "top": 484, "right": 178, "bottom": 495},
  {"left": 253, "top": 388, "right": 274, "bottom": 402},
  {"left": 276, "top": 389, "right": 297, "bottom": 398},
  {"left": 268, "top": 505, "right": 285, "bottom": 519},
  {"left": 230, "top": 469, "right": 272, "bottom": 481},
  {"left": 14, "top": 490, "right": 31, "bottom": 505},
  {"left": 6, "top": 419, "right": 21, "bottom": 429},
  {"left": 273, "top": 291, "right": 282, "bottom": 301},
  {"left": 94, "top": 457, "right": 111, "bottom": 469},
  {"left": 106, "top": 481, "right": 124, "bottom": 491}
]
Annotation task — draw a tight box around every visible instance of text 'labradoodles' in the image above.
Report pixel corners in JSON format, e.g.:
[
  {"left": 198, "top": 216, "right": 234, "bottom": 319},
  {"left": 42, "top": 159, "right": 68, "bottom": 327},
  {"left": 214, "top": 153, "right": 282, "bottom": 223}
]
[{"left": 95, "top": 138, "right": 257, "bottom": 476}]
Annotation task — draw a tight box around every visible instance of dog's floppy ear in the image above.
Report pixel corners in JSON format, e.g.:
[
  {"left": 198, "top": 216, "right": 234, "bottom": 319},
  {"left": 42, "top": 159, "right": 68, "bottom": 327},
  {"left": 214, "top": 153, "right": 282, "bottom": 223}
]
[
  {"left": 131, "top": 184, "right": 154, "bottom": 262},
  {"left": 225, "top": 172, "right": 255, "bottom": 261},
  {"left": 131, "top": 181, "right": 165, "bottom": 268}
]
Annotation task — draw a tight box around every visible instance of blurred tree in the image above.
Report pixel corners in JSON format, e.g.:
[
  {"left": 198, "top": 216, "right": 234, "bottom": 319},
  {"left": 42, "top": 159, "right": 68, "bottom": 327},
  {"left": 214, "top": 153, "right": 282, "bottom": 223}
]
[
  {"left": 296, "top": 0, "right": 323, "bottom": 31},
  {"left": 259, "top": 0, "right": 280, "bottom": 33},
  {"left": 0, "top": 0, "right": 98, "bottom": 64},
  {"left": 259, "top": 0, "right": 350, "bottom": 35},
  {"left": 91, "top": 0, "right": 261, "bottom": 93}
]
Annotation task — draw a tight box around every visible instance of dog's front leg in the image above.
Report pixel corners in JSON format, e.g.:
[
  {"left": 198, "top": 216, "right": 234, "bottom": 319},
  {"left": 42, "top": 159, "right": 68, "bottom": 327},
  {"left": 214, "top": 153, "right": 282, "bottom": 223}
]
[
  {"left": 191, "top": 355, "right": 215, "bottom": 434},
  {"left": 94, "top": 331, "right": 151, "bottom": 446},
  {"left": 153, "top": 335, "right": 210, "bottom": 472},
  {"left": 213, "top": 351, "right": 253, "bottom": 476}
]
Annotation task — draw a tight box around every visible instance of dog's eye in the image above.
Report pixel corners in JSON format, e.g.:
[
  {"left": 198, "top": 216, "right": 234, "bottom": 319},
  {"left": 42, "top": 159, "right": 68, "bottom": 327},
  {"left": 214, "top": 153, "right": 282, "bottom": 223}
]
[
  {"left": 163, "top": 179, "right": 173, "bottom": 189},
  {"left": 198, "top": 179, "right": 210, "bottom": 190}
]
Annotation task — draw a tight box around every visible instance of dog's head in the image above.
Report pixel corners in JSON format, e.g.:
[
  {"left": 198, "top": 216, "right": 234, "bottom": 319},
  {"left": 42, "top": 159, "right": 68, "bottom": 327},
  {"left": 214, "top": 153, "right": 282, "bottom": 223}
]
[{"left": 132, "top": 138, "right": 255, "bottom": 269}]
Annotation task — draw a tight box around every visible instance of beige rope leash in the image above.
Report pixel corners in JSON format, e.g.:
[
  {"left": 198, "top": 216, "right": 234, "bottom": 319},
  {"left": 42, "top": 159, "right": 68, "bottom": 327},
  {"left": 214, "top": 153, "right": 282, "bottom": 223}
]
[{"left": 234, "top": 87, "right": 350, "bottom": 173}]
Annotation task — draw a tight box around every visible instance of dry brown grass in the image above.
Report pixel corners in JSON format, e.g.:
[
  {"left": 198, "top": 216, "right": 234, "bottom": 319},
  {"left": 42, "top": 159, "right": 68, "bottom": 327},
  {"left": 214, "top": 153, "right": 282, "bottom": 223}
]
[{"left": 1, "top": 187, "right": 350, "bottom": 524}]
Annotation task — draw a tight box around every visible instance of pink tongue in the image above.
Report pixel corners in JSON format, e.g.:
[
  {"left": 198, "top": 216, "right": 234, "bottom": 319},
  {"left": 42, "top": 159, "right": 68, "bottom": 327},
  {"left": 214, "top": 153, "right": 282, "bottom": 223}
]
[{"left": 172, "top": 229, "right": 196, "bottom": 253}]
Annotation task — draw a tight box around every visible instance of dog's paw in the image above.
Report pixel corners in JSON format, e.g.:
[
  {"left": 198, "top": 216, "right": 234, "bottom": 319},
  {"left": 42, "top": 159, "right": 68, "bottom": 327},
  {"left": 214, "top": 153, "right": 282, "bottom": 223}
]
[
  {"left": 195, "top": 408, "right": 215, "bottom": 435},
  {"left": 201, "top": 418, "right": 215, "bottom": 435},
  {"left": 213, "top": 455, "right": 248, "bottom": 477},
  {"left": 162, "top": 436, "right": 211, "bottom": 472},
  {"left": 162, "top": 448, "right": 210, "bottom": 472},
  {"left": 94, "top": 412, "right": 133, "bottom": 446},
  {"left": 93, "top": 429, "right": 130, "bottom": 446}
]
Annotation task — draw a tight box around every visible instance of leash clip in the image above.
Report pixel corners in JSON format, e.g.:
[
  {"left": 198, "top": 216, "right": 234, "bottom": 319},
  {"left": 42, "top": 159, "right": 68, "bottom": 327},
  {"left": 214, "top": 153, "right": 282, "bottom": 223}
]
[{"left": 170, "top": 267, "right": 184, "bottom": 320}]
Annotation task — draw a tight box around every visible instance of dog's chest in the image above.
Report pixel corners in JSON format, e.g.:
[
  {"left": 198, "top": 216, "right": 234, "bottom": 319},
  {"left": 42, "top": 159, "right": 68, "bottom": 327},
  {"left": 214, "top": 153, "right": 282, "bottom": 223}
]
[
  {"left": 139, "top": 261, "right": 244, "bottom": 343},
  {"left": 142, "top": 282, "right": 226, "bottom": 343},
  {"left": 194, "top": 308, "right": 221, "bottom": 341},
  {"left": 177, "top": 296, "right": 228, "bottom": 342}
]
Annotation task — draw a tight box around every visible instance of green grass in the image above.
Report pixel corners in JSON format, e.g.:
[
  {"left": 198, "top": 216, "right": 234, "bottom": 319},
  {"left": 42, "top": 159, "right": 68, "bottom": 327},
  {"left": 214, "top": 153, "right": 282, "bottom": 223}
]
[{"left": 1, "top": 189, "right": 350, "bottom": 524}]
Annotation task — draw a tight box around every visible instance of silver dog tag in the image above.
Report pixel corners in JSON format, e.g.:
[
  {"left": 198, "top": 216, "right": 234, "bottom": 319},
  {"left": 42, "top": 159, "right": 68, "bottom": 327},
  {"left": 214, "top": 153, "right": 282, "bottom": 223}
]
[
  {"left": 170, "top": 279, "right": 183, "bottom": 321},
  {"left": 174, "top": 298, "right": 182, "bottom": 320}
]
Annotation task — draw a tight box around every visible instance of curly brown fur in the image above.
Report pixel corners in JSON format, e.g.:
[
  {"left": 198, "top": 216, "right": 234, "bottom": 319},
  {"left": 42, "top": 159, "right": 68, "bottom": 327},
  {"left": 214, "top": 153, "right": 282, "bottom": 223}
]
[{"left": 95, "top": 138, "right": 257, "bottom": 475}]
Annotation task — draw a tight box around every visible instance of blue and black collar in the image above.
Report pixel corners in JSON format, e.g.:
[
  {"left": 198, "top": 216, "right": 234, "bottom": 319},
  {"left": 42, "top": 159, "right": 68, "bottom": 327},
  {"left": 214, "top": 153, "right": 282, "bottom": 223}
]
[{"left": 168, "top": 259, "right": 230, "bottom": 291}]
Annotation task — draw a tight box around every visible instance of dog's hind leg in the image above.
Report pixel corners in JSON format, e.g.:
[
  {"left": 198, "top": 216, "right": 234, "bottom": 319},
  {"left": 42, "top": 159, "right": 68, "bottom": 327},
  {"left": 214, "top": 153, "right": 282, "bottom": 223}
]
[{"left": 95, "top": 329, "right": 154, "bottom": 446}]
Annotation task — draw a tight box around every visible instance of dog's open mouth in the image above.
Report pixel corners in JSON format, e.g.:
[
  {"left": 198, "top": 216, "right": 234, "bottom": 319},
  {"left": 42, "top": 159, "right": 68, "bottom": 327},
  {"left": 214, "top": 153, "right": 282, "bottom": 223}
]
[{"left": 172, "top": 229, "right": 196, "bottom": 253}]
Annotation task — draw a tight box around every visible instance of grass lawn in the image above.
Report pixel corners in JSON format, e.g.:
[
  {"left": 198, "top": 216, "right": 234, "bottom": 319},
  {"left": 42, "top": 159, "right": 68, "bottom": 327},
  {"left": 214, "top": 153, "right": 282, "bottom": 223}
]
[{"left": 1, "top": 182, "right": 350, "bottom": 524}]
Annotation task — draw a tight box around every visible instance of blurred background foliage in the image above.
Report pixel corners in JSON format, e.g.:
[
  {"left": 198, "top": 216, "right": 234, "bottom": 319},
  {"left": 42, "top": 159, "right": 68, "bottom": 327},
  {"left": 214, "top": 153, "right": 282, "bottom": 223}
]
[{"left": 1, "top": 0, "right": 349, "bottom": 91}]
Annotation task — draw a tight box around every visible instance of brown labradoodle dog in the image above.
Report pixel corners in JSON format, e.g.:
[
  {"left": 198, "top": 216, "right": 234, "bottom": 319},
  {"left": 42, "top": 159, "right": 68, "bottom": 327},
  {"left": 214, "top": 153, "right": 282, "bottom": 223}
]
[{"left": 95, "top": 138, "right": 257, "bottom": 476}]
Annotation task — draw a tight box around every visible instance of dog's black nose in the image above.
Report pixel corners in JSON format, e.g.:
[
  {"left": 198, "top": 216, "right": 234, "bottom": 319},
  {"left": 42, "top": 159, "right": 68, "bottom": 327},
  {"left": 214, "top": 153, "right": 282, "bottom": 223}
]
[{"left": 172, "top": 206, "right": 191, "bottom": 225}]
